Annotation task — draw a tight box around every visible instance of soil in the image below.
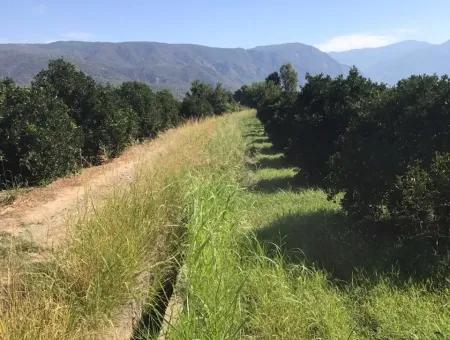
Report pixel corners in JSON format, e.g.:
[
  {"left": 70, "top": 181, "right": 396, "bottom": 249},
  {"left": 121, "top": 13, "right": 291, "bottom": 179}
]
[{"left": 0, "top": 139, "right": 163, "bottom": 251}]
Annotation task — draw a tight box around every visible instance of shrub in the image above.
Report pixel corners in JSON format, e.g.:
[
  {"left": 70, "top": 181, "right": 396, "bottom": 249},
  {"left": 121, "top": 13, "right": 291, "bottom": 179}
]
[
  {"left": 156, "top": 89, "right": 181, "bottom": 128},
  {"left": 387, "top": 153, "right": 450, "bottom": 241},
  {"left": 117, "top": 81, "right": 161, "bottom": 139},
  {"left": 287, "top": 68, "right": 384, "bottom": 184},
  {"left": 0, "top": 83, "right": 82, "bottom": 187},
  {"left": 32, "top": 59, "right": 100, "bottom": 161},
  {"left": 181, "top": 81, "right": 235, "bottom": 118},
  {"left": 181, "top": 81, "right": 214, "bottom": 118},
  {"left": 329, "top": 75, "right": 450, "bottom": 241},
  {"left": 0, "top": 59, "right": 242, "bottom": 188},
  {"left": 91, "top": 85, "right": 138, "bottom": 159},
  {"left": 254, "top": 67, "right": 449, "bottom": 245}
]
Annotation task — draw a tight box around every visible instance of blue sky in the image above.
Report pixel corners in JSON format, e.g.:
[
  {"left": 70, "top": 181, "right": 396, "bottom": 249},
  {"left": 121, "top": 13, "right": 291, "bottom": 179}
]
[{"left": 2, "top": 0, "right": 450, "bottom": 51}]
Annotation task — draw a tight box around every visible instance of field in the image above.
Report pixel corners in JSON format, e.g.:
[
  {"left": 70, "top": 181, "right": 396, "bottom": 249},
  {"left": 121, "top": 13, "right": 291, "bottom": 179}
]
[{"left": 1, "top": 110, "right": 449, "bottom": 339}]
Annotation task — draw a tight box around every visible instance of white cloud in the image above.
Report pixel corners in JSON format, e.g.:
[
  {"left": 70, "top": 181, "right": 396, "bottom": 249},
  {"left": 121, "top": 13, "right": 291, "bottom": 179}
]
[{"left": 315, "top": 33, "right": 399, "bottom": 52}]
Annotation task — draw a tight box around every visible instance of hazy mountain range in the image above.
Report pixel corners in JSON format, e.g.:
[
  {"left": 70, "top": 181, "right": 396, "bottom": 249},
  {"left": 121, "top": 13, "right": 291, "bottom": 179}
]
[
  {"left": 330, "top": 40, "right": 450, "bottom": 84},
  {"left": 0, "top": 40, "right": 449, "bottom": 93},
  {"left": 0, "top": 41, "right": 346, "bottom": 95}
]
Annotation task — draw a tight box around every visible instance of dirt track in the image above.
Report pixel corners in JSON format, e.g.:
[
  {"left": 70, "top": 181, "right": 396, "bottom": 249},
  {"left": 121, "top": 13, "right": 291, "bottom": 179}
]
[{"left": 0, "top": 138, "right": 166, "bottom": 251}]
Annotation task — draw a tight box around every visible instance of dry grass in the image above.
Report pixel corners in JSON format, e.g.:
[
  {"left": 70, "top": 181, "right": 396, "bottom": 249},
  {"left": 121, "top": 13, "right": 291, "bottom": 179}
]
[{"left": 0, "top": 114, "right": 228, "bottom": 339}]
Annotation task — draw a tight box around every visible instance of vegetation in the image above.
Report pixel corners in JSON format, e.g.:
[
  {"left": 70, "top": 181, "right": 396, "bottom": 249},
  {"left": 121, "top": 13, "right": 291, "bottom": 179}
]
[
  {"left": 0, "top": 113, "right": 235, "bottom": 339},
  {"left": 0, "top": 41, "right": 347, "bottom": 92},
  {"left": 181, "top": 81, "right": 237, "bottom": 118},
  {"left": 241, "top": 64, "right": 450, "bottom": 246},
  {"left": 0, "top": 79, "right": 83, "bottom": 187},
  {"left": 160, "top": 112, "right": 450, "bottom": 339},
  {"left": 0, "top": 59, "right": 235, "bottom": 188},
  {"left": 1, "top": 106, "right": 448, "bottom": 338},
  {"left": 1, "top": 57, "right": 448, "bottom": 339}
]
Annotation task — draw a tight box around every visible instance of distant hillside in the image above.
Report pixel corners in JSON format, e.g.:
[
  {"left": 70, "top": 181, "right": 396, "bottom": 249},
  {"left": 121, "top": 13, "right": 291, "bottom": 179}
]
[
  {"left": 0, "top": 41, "right": 348, "bottom": 95},
  {"left": 330, "top": 40, "right": 450, "bottom": 84}
]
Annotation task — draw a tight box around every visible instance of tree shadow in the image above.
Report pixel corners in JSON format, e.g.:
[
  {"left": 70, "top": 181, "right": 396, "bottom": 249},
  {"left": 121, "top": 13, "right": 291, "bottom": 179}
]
[
  {"left": 244, "top": 119, "right": 449, "bottom": 286},
  {"left": 250, "top": 154, "right": 289, "bottom": 170},
  {"left": 256, "top": 210, "right": 449, "bottom": 285},
  {"left": 247, "top": 146, "right": 281, "bottom": 159},
  {"left": 251, "top": 176, "right": 298, "bottom": 193},
  {"left": 248, "top": 136, "right": 270, "bottom": 144}
]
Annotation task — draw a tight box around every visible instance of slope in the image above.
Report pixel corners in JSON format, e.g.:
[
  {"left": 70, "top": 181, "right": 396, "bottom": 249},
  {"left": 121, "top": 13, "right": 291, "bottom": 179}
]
[
  {"left": 0, "top": 41, "right": 348, "bottom": 94},
  {"left": 331, "top": 40, "right": 450, "bottom": 84}
]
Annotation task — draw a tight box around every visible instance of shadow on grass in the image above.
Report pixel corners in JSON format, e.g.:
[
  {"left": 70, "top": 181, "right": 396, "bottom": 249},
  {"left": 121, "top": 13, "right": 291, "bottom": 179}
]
[
  {"left": 256, "top": 210, "right": 449, "bottom": 284},
  {"left": 248, "top": 144, "right": 280, "bottom": 156},
  {"left": 244, "top": 118, "right": 449, "bottom": 284},
  {"left": 247, "top": 136, "right": 269, "bottom": 144},
  {"left": 252, "top": 176, "right": 298, "bottom": 193},
  {"left": 243, "top": 130, "right": 266, "bottom": 139},
  {"left": 250, "top": 154, "right": 290, "bottom": 171}
]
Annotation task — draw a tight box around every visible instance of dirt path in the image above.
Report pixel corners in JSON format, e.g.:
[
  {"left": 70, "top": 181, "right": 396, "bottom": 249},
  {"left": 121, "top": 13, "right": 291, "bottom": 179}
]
[{"left": 0, "top": 137, "right": 168, "bottom": 251}]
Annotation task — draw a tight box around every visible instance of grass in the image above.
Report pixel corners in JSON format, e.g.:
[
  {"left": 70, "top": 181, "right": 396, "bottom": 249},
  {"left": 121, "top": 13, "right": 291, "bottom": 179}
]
[
  {"left": 0, "top": 114, "right": 233, "bottom": 339},
  {"left": 243, "top": 115, "right": 450, "bottom": 339},
  {"left": 0, "top": 187, "right": 30, "bottom": 207},
  {"left": 167, "top": 113, "right": 248, "bottom": 339},
  {"left": 163, "top": 111, "right": 450, "bottom": 339},
  {"left": 1, "top": 110, "right": 448, "bottom": 339}
]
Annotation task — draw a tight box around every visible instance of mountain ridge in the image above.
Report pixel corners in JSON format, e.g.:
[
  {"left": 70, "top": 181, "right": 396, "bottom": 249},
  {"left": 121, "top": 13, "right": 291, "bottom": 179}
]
[
  {"left": 331, "top": 40, "right": 450, "bottom": 84},
  {"left": 0, "top": 41, "right": 348, "bottom": 95}
]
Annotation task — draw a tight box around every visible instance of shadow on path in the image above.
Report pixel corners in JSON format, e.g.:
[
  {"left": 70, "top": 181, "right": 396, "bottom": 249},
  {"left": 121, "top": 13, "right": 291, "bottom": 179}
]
[
  {"left": 245, "top": 118, "right": 449, "bottom": 285},
  {"left": 256, "top": 208, "right": 449, "bottom": 284}
]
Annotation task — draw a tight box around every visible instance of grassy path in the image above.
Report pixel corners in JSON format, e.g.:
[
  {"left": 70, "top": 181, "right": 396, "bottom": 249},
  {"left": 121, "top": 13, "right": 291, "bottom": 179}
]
[
  {"left": 1, "top": 110, "right": 448, "bottom": 339},
  {"left": 0, "top": 114, "right": 233, "bottom": 339},
  {"left": 243, "top": 114, "right": 449, "bottom": 339},
  {"left": 167, "top": 111, "right": 449, "bottom": 339}
]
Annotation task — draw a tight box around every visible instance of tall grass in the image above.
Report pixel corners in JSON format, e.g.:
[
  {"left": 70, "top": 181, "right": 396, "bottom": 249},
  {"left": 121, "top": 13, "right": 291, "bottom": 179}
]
[
  {"left": 2, "top": 110, "right": 448, "bottom": 339},
  {"left": 164, "top": 111, "right": 449, "bottom": 339},
  {"left": 241, "top": 115, "right": 450, "bottom": 339},
  {"left": 0, "top": 116, "right": 225, "bottom": 339},
  {"left": 166, "top": 112, "right": 249, "bottom": 339}
]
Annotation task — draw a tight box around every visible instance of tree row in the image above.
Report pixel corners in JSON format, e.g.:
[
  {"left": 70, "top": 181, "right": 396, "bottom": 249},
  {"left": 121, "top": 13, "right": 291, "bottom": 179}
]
[
  {"left": 236, "top": 64, "right": 449, "bottom": 246},
  {"left": 0, "top": 59, "right": 237, "bottom": 188}
]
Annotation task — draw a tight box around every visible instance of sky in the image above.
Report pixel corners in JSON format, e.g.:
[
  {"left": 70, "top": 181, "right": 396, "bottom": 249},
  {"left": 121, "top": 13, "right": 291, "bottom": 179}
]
[{"left": 2, "top": 0, "right": 450, "bottom": 52}]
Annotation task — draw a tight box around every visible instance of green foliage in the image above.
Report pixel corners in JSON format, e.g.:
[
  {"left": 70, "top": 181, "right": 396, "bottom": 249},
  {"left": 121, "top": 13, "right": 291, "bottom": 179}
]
[
  {"left": 181, "top": 80, "right": 235, "bottom": 118},
  {"left": 0, "top": 58, "right": 185, "bottom": 188},
  {"left": 290, "top": 68, "right": 384, "bottom": 183},
  {"left": 265, "top": 71, "right": 281, "bottom": 86},
  {"left": 0, "top": 83, "right": 82, "bottom": 187},
  {"left": 156, "top": 89, "right": 181, "bottom": 128},
  {"left": 330, "top": 75, "right": 450, "bottom": 241},
  {"left": 241, "top": 116, "right": 449, "bottom": 339},
  {"left": 388, "top": 153, "right": 450, "bottom": 240},
  {"left": 0, "top": 59, "right": 237, "bottom": 189},
  {"left": 181, "top": 81, "right": 214, "bottom": 118},
  {"left": 279, "top": 63, "right": 298, "bottom": 94},
  {"left": 33, "top": 59, "right": 97, "bottom": 126},
  {"left": 209, "top": 83, "right": 236, "bottom": 114},
  {"left": 255, "top": 66, "right": 450, "bottom": 244},
  {"left": 33, "top": 59, "right": 101, "bottom": 161},
  {"left": 91, "top": 85, "right": 138, "bottom": 159},
  {"left": 234, "top": 82, "right": 272, "bottom": 108},
  {"left": 117, "top": 81, "right": 161, "bottom": 138}
]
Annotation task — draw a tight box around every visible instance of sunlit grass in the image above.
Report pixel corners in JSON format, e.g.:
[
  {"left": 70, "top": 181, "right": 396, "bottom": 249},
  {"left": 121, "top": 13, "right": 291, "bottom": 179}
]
[
  {"left": 0, "top": 114, "right": 230, "bottom": 339},
  {"left": 2, "top": 110, "right": 448, "bottom": 339},
  {"left": 241, "top": 114, "right": 450, "bottom": 339},
  {"left": 166, "top": 111, "right": 450, "bottom": 339}
]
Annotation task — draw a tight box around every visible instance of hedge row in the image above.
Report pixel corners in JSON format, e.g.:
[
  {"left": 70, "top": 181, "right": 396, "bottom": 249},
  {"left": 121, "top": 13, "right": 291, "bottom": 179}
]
[
  {"left": 236, "top": 65, "right": 450, "bottom": 243},
  {"left": 0, "top": 59, "right": 236, "bottom": 188}
]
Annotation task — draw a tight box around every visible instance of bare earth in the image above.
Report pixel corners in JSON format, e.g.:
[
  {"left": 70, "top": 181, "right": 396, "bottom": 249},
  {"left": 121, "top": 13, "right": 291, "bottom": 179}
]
[{"left": 0, "top": 138, "right": 165, "bottom": 251}]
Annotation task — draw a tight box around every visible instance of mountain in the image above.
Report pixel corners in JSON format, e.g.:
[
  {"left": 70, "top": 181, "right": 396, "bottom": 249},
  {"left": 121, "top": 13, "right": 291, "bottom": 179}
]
[
  {"left": 330, "top": 40, "right": 450, "bottom": 84},
  {"left": 0, "top": 41, "right": 348, "bottom": 95}
]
